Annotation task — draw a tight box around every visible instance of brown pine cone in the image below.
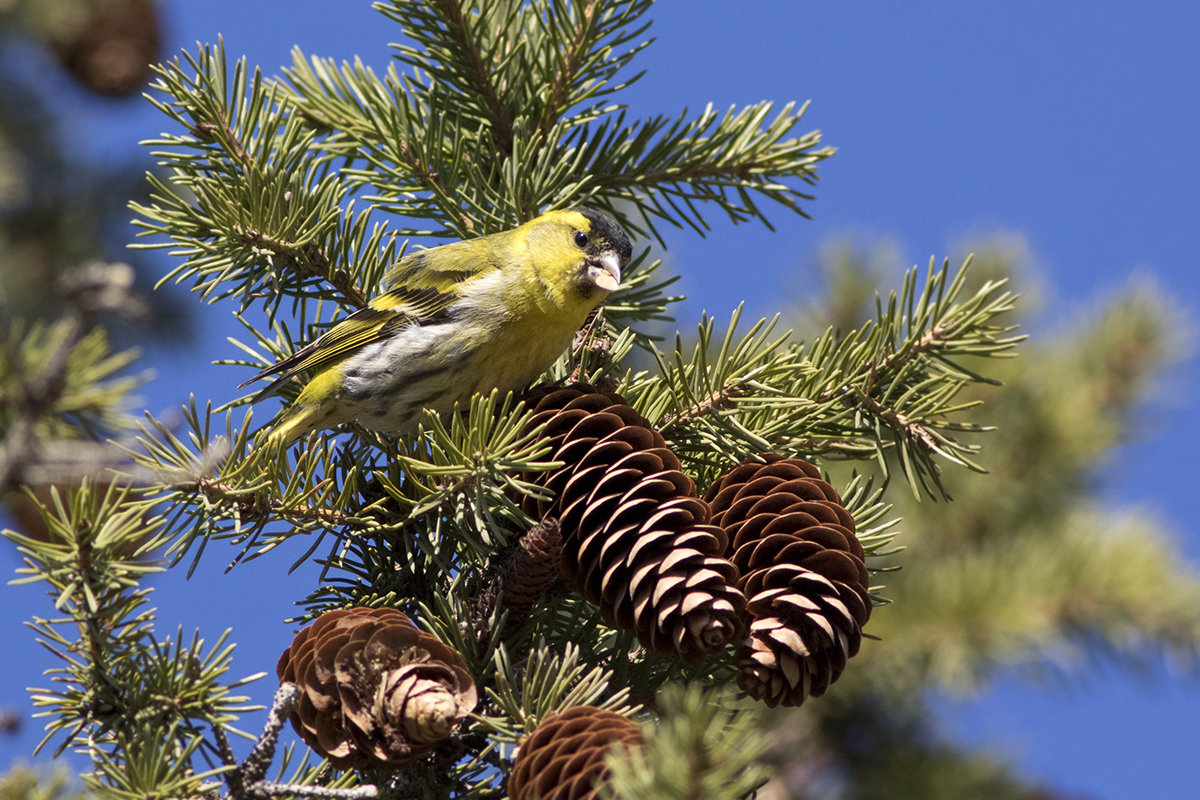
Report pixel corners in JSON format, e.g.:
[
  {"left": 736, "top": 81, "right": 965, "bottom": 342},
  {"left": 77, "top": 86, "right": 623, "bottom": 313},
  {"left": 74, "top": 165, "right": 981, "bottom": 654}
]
[
  {"left": 508, "top": 706, "right": 643, "bottom": 800},
  {"left": 474, "top": 517, "right": 566, "bottom": 630},
  {"left": 704, "top": 454, "right": 871, "bottom": 706},
  {"left": 276, "top": 607, "right": 477, "bottom": 770},
  {"left": 53, "top": 0, "right": 162, "bottom": 97},
  {"left": 522, "top": 385, "right": 746, "bottom": 661},
  {"left": 497, "top": 517, "right": 565, "bottom": 617}
]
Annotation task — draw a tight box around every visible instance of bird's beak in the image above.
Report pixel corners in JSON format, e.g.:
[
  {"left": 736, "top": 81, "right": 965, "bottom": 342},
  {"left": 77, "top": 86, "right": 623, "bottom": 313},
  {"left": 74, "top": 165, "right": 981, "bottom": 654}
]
[{"left": 588, "top": 252, "right": 622, "bottom": 292}]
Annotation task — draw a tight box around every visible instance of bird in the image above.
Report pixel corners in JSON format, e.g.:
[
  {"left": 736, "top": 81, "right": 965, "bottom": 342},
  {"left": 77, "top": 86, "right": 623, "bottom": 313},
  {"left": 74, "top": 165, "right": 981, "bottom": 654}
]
[{"left": 239, "top": 207, "right": 632, "bottom": 448}]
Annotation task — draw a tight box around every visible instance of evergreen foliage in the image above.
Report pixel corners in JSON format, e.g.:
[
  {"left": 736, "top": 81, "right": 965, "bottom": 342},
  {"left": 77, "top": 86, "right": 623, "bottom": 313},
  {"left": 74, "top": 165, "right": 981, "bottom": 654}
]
[
  {"left": 10, "top": 1, "right": 1018, "bottom": 796},
  {"left": 764, "top": 241, "right": 1200, "bottom": 799},
  {"left": 3, "top": 2, "right": 1194, "bottom": 799}
]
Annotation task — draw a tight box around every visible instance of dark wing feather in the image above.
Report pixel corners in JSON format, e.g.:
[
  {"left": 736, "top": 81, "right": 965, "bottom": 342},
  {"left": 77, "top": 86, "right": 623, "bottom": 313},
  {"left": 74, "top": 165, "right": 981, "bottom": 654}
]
[{"left": 238, "top": 285, "right": 458, "bottom": 401}]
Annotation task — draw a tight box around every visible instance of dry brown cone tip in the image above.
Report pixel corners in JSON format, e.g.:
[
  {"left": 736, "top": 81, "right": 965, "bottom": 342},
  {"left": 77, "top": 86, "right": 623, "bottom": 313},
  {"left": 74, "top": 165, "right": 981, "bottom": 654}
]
[
  {"left": 521, "top": 384, "right": 746, "bottom": 661},
  {"left": 704, "top": 454, "right": 871, "bottom": 707},
  {"left": 276, "top": 607, "right": 477, "bottom": 770},
  {"left": 508, "top": 706, "right": 644, "bottom": 800}
]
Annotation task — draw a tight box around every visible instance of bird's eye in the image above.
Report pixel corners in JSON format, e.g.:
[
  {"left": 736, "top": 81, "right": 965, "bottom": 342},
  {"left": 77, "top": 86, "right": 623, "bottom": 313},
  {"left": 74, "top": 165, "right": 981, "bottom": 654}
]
[{"left": 573, "top": 231, "right": 589, "bottom": 249}]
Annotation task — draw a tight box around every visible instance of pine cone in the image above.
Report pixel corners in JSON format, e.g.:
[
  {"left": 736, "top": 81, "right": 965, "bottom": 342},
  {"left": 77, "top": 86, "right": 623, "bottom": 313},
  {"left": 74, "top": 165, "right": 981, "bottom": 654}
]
[
  {"left": 522, "top": 385, "right": 746, "bottom": 660},
  {"left": 497, "top": 517, "right": 566, "bottom": 620},
  {"left": 704, "top": 454, "right": 871, "bottom": 706},
  {"left": 276, "top": 607, "right": 477, "bottom": 770},
  {"left": 472, "top": 518, "right": 566, "bottom": 635},
  {"left": 508, "top": 706, "right": 643, "bottom": 800},
  {"left": 53, "top": 0, "right": 162, "bottom": 96}
]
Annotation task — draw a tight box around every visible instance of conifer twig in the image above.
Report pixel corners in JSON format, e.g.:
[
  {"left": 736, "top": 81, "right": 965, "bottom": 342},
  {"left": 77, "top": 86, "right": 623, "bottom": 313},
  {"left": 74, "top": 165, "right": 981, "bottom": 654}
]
[
  {"left": 183, "top": 476, "right": 366, "bottom": 529},
  {"left": 222, "top": 683, "right": 379, "bottom": 800},
  {"left": 237, "top": 683, "right": 296, "bottom": 785},
  {"left": 542, "top": 0, "right": 599, "bottom": 133},
  {"left": 232, "top": 225, "right": 367, "bottom": 308},
  {"left": 657, "top": 381, "right": 745, "bottom": 436},
  {"left": 437, "top": 0, "right": 513, "bottom": 155}
]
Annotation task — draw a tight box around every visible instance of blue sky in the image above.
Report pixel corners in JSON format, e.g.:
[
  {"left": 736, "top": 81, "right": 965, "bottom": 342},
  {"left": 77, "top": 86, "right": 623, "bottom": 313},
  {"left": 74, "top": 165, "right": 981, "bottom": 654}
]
[{"left": 3, "top": 3, "right": 1199, "bottom": 797}]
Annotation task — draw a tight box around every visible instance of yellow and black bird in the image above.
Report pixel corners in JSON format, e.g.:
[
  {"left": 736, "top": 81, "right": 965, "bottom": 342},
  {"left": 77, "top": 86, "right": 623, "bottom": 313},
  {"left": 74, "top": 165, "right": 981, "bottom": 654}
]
[{"left": 240, "top": 208, "right": 632, "bottom": 448}]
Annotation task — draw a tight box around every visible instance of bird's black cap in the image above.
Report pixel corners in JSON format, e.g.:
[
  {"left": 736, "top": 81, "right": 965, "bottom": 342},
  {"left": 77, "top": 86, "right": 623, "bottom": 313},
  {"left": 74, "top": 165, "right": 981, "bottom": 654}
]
[{"left": 575, "top": 207, "right": 633, "bottom": 265}]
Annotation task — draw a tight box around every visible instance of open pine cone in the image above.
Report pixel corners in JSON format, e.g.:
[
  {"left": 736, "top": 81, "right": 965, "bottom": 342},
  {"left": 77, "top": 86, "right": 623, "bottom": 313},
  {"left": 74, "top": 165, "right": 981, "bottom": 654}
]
[
  {"left": 508, "top": 706, "right": 643, "bottom": 800},
  {"left": 522, "top": 385, "right": 746, "bottom": 660},
  {"left": 276, "top": 607, "right": 477, "bottom": 770},
  {"left": 705, "top": 454, "right": 871, "bottom": 706}
]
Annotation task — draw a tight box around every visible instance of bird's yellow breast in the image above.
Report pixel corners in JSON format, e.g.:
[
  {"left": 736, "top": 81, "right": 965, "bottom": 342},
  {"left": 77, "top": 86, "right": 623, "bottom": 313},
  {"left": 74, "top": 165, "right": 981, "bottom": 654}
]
[{"left": 449, "top": 267, "right": 591, "bottom": 394}]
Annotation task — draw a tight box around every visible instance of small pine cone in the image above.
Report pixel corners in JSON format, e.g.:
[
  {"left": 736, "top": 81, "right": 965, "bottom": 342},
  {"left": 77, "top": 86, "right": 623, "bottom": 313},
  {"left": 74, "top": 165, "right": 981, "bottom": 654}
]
[
  {"left": 276, "top": 607, "right": 477, "bottom": 770},
  {"left": 704, "top": 454, "right": 871, "bottom": 707},
  {"left": 496, "top": 517, "right": 566, "bottom": 623},
  {"left": 509, "top": 706, "right": 643, "bottom": 800},
  {"left": 472, "top": 519, "right": 565, "bottom": 633},
  {"left": 522, "top": 385, "right": 746, "bottom": 660}
]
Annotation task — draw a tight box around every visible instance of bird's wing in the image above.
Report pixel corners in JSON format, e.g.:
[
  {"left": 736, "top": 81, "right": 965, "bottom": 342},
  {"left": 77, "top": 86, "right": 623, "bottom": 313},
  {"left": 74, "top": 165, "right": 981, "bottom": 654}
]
[
  {"left": 383, "top": 238, "right": 504, "bottom": 291},
  {"left": 238, "top": 285, "right": 457, "bottom": 400}
]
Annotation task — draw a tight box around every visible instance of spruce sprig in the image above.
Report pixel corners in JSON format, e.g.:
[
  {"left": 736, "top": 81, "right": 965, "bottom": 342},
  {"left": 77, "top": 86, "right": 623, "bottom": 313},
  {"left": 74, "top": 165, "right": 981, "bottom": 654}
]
[
  {"left": 625, "top": 256, "right": 1022, "bottom": 497},
  {"left": 5, "top": 484, "right": 261, "bottom": 797}
]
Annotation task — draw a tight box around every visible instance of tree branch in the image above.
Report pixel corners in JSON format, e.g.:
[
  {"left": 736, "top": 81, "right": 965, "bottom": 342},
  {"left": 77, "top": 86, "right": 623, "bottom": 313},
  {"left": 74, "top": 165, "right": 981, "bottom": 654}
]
[
  {"left": 438, "top": 0, "right": 513, "bottom": 156},
  {"left": 658, "top": 381, "right": 745, "bottom": 437},
  {"left": 183, "top": 476, "right": 368, "bottom": 530},
  {"left": 222, "top": 683, "right": 380, "bottom": 800},
  {"left": 232, "top": 225, "right": 367, "bottom": 308},
  {"left": 395, "top": 139, "right": 477, "bottom": 235},
  {"left": 541, "top": 1, "right": 600, "bottom": 136}
]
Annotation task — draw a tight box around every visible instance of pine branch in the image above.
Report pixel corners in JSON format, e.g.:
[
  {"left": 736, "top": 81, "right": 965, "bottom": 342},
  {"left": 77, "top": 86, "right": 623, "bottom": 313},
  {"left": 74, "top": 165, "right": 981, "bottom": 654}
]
[
  {"left": 432, "top": 0, "right": 516, "bottom": 156},
  {"left": 4, "top": 484, "right": 261, "bottom": 796},
  {"left": 604, "top": 684, "right": 771, "bottom": 800},
  {"left": 578, "top": 100, "right": 833, "bottom": 238},
  {"left": 218, "top": 683, "right": 380, "bottom": 800},
  {"left": 541, "top": 0, "right": 601, "bottom": 134},
  {"left": 279, "top": 0, "right": 813, "bottom": 239},
  {"left": 627, "top": 256, "right": 1021, "bottom": 497},
  {"left": 481, "top": 642, "right": 637, "bottom": 744},
  {"left": 133, "top": 42, "right": 376, "bottom": 312},
  {"left": 228, "top": 226, "right": 367, "bottom": 310},
  {"left": 183, "top": 474, "right": 365, "bottom": 530},
  {"left": 657, "top": 382, "right": 742, "bottom": 435}
]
